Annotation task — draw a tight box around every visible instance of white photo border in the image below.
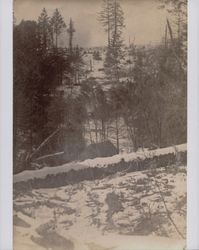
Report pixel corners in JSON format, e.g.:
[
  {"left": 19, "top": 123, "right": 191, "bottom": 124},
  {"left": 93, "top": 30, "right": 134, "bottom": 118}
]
[
  {"left": 0, "top": 0, "right": 199, "bottom": 249},
  {"left": 0, "top": 0, "right": 13, "bottom": 249},
  {"left": 187, "top": 0, "right": 199, "bottom": 249}
]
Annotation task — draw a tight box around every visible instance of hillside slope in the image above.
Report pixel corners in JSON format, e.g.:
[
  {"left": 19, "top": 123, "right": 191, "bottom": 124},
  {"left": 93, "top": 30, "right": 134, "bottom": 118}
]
[{"left": 14, "top": 145, "right": 186, "bottom": 250}]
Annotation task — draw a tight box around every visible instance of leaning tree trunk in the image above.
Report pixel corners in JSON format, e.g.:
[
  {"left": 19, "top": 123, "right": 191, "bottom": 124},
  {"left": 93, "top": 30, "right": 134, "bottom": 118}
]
[
  {"left": 29, "top": 127, "right": 61, "bottom": 161},
  {"left": 115, "top": 117, "right": 119, "bottom": 154}
]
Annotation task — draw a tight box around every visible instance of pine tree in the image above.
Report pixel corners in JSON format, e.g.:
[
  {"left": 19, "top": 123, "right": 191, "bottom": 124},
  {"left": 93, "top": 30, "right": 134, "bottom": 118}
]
[
  {"left": 99, "top": 0, "right": 125, "bottom": 81},
  {"left": 38, "top": 8, "right": 51, "bottom": 51},
  {"left": 98, "top": 0, "right": 113, "bottom": 46},
  {"left": 104, "top": 0, "right": 125, "bottom": 81},
  {"left": 67, "top": 18, "right": 75, "bottom": 54},
  {"left": 50, "top": 9, "right": 66, "bottom": 48}
]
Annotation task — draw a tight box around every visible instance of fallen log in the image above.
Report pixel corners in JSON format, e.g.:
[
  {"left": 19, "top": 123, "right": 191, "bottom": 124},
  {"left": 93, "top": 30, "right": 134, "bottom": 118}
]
[{"left": 35, "top": 151, "right": 65, "bottom": 162}]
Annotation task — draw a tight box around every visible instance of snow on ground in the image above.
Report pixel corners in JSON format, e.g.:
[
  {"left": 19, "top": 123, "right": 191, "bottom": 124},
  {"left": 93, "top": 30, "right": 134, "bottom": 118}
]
[
  {"left": 84, "top": 117, "right": 133, "bottom": 150},
  {"left": 80, "top": 143, "right": 186, "bottom": 167},
  {"left": 14, "top": 143, "right": 186, "bottom": 183},
  {"left": 84, "top": 51, "right": 106, "bottom": 79},
  {"left": 14, "top": 164, "right": 186, "bottom": 250}
]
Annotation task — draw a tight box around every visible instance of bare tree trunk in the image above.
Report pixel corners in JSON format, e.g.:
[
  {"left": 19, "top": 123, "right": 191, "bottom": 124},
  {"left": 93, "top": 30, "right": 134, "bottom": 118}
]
[
  {"left": 88, "top": 120, "right": 93, "bottom": 144},
  {"left": 124, "top": 115, "right": 137, "bottom": 151},
  {"left": 164, "top": 23, "right": 168, "bottom": 49},
  {"left": 106, "top": 123, "right": 109, "bottom": 140},
  {"left": 166, "top": 18, "right": 186, "bottom": 72},
  {"left": 127, "top": 125, "right": 137, "bottom": 152},
  {"left": 29, "top": 96, "right": 33, "bottom": 153},
  {"left": 94, "top": 119, "right": 98, "bottom": 143},
  {"left": 107, "top": 0, "right": 111, "bottom": 47},
  {"left": 90, "top": 59, "right": 93, "bottom": 72},
  {"left": 158, "top": 118, "right": 162, "bottom": 148},
  {"left": 55, "top": 32, "right": 58, "bottom": 48},
  {"left": 60, "top": 66, "right": 63, "bottom": 85},
  {"left": 101, "top": 119, "right": 106, "bottom": 141},
  {"left": 143, "top": 111, "right": 155, "bottom": 145},
  {"left": 51, "top": 32, "right": 54, "bottom": 48},
  {"left": 29, "top": 127, "right": 61, "bottom": 160},
  {"left": 115, "top": 117, "right": 119, "bottom": 153}
]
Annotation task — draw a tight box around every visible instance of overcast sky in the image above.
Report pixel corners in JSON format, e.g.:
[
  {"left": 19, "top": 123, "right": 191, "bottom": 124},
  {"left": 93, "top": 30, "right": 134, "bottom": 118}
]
[{"left": 14, "top": 0, "right": 168, "bottom": 47}]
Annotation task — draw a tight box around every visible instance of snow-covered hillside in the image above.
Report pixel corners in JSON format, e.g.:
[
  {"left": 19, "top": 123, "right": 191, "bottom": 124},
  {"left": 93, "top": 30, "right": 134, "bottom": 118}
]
[{"left": 14, "top": 164, "right": 186, "bottom": 250}]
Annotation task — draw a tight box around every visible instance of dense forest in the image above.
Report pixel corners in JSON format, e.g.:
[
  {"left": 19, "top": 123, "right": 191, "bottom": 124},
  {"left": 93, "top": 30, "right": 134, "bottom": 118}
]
[{"left": 14, "top": 0, "right": 187, "bottom": 173}]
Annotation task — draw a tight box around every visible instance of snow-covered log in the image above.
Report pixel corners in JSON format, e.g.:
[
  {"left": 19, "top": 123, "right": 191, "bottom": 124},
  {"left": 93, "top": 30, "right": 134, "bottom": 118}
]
[{"left": 14, "top": 144, "right": 186, "bottom": 190}]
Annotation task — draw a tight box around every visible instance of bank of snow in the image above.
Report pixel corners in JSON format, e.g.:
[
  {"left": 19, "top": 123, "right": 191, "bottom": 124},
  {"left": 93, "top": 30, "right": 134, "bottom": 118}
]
[{"left": 14, "top": 143, "right": 186, "bottom": 183}]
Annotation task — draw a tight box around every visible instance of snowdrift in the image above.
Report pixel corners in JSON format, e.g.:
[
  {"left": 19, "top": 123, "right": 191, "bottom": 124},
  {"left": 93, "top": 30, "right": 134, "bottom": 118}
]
[{"left": 14, "top": 144, "right": 186, "bottom": 190}]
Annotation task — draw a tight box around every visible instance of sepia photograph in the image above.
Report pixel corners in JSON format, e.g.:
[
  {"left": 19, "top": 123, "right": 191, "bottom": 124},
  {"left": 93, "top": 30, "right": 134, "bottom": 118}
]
[{"left": 13, "top": 0, "right": 187, "bottom": 249}]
